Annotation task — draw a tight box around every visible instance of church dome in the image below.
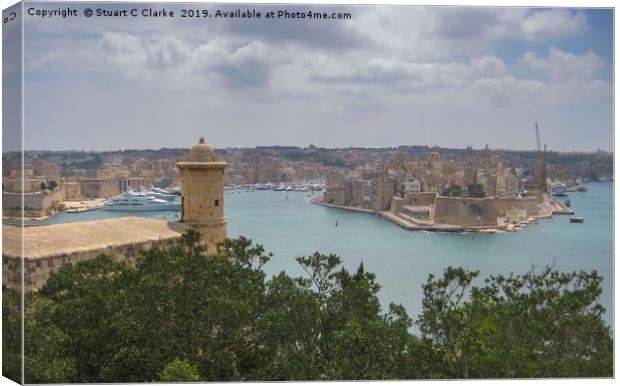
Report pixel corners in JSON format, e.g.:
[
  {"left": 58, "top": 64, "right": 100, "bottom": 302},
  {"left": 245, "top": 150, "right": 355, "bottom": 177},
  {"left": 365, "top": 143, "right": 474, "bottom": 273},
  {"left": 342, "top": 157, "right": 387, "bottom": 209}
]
[{"left": 178, "top": 136, "right": 226, "bottom": 164}]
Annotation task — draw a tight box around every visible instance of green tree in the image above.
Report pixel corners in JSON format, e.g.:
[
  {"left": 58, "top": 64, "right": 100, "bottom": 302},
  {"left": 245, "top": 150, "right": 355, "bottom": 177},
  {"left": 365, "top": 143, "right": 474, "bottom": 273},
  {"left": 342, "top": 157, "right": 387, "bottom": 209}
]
[
  {"left": 159, "top": 358, "right": 201, "bottom": 382},
  {"left": 466, "top": 183, "right": 485, "bottom": 198},
  {"left": 14, "top": 231, "right": 612, "bottom": 382},
  {"left": 417, "top": 266, "right": 613, "bottom": 378},
  {"left": 2, "top": 287, "right": 76, "bottom": 384},
  {"left": 2, "top": 287, "right": 22, "bottom": 384},
  {"left": 441, "top": 184, "right": 462, "bottom": 197},
  {"left": 254, "top": 256, "right": 417, "bottom": 380},
  {"left": 38, "top": 230, "right": 272, "bottom": 382}
]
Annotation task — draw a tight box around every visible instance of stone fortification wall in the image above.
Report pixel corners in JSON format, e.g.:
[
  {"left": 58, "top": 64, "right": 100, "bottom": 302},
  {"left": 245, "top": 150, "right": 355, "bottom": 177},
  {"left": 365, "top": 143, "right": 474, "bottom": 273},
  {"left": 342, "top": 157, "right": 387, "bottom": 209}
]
[
  {"left": 79, "top": 178, "right": 120, "bottom": 198},
  {"left": 390, "top": 197, "right": 404, "bottom": 214},
  {"left": 2, "top": 217, "right": 189, "bottom": 291},
  {"left": 494, "top": 196, "right": 541, "bottom": 217},
  {"left": 403, "top": 192, "right": 437, "bottom": 206},
  {"left": 323, "top": 191, "right": 345, "bottom": 206},
  {"left": 3, "top": 237, "right": 179, "bottom": 291},
  {"left": 3, "top": 189, "right": 64, "bottom": 211},
  {"left": 513, "top": 196, "right": 541, "bottom": 216},
  {"left": 433, "top": 197, "right": 498, "bottom": 226}
]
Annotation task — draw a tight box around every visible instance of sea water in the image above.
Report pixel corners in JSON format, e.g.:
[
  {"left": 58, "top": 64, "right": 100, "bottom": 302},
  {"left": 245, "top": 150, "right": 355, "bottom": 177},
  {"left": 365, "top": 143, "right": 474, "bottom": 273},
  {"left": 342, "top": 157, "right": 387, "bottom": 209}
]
[{"left": 11, "top": 183, "right": 614, "bottom": 328}]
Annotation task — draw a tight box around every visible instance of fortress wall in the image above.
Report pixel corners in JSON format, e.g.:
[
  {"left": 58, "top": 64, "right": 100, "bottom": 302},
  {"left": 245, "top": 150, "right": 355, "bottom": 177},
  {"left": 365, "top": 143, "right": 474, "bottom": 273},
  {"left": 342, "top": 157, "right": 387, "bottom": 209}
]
[
  {"left": 513, "top": 196, "right": 541, "bottom": 216},
  {"left": 494, "top": 197, "right": 517, "bottom": 216},
  {"left": 390, "top": 197, "right": 404, "bottom": 214},
  {"left": 324, "top": 190, "right": 345, "bottom": 206},
  {"left": 79, "top": 178, "right": 120, "bottom": 198},
  {"left": 404, "top": 192, "right": 437, "bottom": 206},
  {"left": 494, "top": 196, "right": 541, "bottom": 217},
  {"left": 433, "top": 197, "right": 497, "bottom": 226},
  {"left": 3, "top": 237, "right": 180, "bottom": 291},
  {"left": 3, "top": 190, "right": 63, "bottom": 211}
]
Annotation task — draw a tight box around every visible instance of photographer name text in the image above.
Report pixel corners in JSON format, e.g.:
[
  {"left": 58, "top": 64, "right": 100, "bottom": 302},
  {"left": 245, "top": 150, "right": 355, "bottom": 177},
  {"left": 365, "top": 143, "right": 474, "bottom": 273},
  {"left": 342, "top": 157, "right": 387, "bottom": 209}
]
[{"left": 26, "top": 6, "right": 352, "bottom": 20}]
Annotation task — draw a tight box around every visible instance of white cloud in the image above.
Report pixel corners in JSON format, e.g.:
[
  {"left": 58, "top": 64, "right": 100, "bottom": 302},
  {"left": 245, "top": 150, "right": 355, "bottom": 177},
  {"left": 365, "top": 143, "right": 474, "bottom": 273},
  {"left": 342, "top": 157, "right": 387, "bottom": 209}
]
[
  {"left": 521, "top": 9, "right": 587, "bottom": 39},
  {"left": 20, "top": 6, "right": 612, "bottom": 151},
  {"left": 521, "top": 46, "right": 605, "bottom": 81}
]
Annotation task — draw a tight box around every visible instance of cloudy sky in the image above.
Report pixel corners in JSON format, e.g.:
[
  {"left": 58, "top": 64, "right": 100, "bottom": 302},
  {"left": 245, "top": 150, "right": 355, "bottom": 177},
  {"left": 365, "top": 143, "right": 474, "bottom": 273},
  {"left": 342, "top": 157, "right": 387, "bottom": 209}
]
[{"left": 14, "top": 3, "right": 614, "bottom": 151}]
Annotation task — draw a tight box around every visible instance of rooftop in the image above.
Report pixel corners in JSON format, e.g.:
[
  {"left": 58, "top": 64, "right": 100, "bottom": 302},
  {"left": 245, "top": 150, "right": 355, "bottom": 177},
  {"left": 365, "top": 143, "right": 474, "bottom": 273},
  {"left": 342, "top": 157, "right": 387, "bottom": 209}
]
[
  {"left": 177, "top": 136, "right": 227, "bottom": 165},
  {"left": 2, "top": 217, "right": 190, "bottom": 260}
]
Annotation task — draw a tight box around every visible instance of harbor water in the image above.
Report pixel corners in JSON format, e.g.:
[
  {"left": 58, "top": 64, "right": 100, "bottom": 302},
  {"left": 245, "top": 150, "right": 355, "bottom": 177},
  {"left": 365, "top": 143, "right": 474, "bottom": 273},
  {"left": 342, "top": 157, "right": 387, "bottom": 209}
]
[{"left": 10, "top": 182, "right": 614, "bottom": 328}]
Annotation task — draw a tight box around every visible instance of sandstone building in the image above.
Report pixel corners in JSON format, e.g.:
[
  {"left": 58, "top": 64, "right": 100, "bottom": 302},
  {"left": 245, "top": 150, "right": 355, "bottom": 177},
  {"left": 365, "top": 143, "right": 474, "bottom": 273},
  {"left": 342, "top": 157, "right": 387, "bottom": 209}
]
[
  {"left": 3, "top": 137, "right": 228, "bottom": 290},
  {"left": 177, "top": 137, "right": 228, "bottom": 254}
]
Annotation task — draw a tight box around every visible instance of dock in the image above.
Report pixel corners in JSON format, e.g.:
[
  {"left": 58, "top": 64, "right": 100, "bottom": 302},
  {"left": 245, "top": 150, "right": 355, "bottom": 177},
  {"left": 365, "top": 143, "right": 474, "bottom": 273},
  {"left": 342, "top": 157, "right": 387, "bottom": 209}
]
[{"left": 549, "top": 197, "right": 574, "bottom": 215}]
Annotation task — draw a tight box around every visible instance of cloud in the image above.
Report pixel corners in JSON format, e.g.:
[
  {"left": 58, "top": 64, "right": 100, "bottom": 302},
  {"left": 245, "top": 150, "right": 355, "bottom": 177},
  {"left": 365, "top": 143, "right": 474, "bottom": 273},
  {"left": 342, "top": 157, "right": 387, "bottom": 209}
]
[
  {"left": 520, "top": 46, "right": 605, "bottom": 81},
  {"left": 432, "top": 8, "right": 587, "bottom": 41},
  {"left": 520, "top": 9, "right": 587, "bottom": 39},
  {"left": 19, "top": 6, "right": 612, "bottom": 151}
]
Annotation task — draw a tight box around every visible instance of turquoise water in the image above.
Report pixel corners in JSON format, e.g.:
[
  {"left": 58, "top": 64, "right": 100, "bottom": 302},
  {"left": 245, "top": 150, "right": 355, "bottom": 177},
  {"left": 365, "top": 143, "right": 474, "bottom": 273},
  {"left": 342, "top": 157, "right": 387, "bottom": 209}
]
[{"left": 11, "top": 183, "right": 614, "bottom": 328}]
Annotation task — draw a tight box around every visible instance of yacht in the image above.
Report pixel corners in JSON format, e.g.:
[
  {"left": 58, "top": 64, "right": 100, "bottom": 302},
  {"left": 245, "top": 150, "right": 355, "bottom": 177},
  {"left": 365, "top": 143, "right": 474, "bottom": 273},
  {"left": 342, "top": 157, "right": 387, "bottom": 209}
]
[
  {"left": 141, "top": 187, "right": 179, "bottom": 201},
  {"left": 550, "top": 182, "right": 567, "bottom": 196},
  {"left": 102, "top": 189, "right": 181, "bottom": 211}
]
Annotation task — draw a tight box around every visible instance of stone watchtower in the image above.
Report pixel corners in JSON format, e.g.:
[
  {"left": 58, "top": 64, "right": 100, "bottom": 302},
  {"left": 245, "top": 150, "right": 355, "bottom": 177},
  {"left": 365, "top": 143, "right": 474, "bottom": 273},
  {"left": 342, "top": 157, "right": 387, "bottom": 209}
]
[{"left": 176, "top": 137, "right": 228, "bottom": 254}]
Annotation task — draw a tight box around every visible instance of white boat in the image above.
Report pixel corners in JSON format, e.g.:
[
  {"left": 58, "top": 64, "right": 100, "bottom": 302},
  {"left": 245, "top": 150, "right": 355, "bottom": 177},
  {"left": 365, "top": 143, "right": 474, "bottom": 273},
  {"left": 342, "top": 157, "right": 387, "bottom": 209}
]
[
  {"left": 550, "top": 182, "right": 567, "bottom": 196},
  {"left": 575, "top": 185, "right": 588, "bottom": 192},
  {"left": 102, "top": 189, "right": 181, "bottom": 211}
]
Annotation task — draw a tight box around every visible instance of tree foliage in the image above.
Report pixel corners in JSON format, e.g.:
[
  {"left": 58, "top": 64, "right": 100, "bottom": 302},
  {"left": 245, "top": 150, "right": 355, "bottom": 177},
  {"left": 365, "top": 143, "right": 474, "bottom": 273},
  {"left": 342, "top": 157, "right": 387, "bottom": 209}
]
[
  {"left": 441, "top": 184, "right": 462, "bottom": 197},
  {"left": 3, "top": 231, "right": 612, "bottom": 382},
  {"left": 159, "top": 358, "right": 201, "bottom": 382},
  {"left": 418, "top": 266, "right": 613, "bottom": 378},
  {"left": 466, "top": 183, "right": 485, "bottom": 198}
]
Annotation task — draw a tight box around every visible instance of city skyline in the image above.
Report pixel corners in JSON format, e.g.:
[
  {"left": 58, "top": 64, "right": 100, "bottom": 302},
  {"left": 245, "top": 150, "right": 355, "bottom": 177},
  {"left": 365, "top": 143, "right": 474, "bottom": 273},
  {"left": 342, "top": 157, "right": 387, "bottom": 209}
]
[{"left": 4, "top": 4, "right": 614, "bottom": 152}]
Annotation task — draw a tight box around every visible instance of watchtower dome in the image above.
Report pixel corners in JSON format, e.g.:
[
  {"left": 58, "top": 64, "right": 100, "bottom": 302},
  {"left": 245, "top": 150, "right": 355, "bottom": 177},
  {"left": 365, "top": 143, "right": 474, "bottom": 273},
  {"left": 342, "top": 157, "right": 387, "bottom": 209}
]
[{"left": 176, "top": 137, "right": 227, "bottom": 254}]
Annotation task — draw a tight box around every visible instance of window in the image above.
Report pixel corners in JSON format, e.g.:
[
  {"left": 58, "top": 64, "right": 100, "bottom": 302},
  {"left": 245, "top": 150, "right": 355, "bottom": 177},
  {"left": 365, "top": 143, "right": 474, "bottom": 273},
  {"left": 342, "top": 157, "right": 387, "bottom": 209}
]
[{"left": 214, "top": 199, "right": 219, "bottom": 207}]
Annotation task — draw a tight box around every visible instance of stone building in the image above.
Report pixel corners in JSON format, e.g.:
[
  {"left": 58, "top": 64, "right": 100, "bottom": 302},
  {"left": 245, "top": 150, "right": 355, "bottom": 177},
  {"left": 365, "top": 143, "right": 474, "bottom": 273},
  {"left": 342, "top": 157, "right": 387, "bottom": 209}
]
[
  {"left": 3, "top": 165, "right": 46, "bottom": 193},
  {"left": 79, "top": 176, "right": 154, "bottom": 198},
  {"left": 403, "top": 176, "right": 421, "bottom": 194},
  {"left": 79, "top": 177, "right": 121, "bottom": 198},
  {"left": 32, "top": 159, "right": 61, "bottom": 182},
  {"left": 61, "top": 181, "right": 81, "bottom": 200},
  {"left": 3, "top": 137, "right": 229, "bottom": 290},
  {"left": 323, "top": 172, "right": 346, "bottom": 206},
  {"left": 177, "top": 137, "right": 228, "bottom": 254}
]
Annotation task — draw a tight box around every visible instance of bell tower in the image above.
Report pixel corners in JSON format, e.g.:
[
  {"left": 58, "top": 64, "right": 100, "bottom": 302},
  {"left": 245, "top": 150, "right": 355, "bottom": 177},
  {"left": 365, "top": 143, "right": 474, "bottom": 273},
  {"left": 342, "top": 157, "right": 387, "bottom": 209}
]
[{"left": 176, "top": 137, "right": 227, "bottom": 254}]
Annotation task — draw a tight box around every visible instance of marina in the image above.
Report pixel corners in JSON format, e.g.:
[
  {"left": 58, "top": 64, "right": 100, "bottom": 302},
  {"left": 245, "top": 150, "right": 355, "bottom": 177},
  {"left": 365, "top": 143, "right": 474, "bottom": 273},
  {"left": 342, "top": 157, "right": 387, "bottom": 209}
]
[{"left": 101, "top": 188, "right": 181, "bottom": 211}]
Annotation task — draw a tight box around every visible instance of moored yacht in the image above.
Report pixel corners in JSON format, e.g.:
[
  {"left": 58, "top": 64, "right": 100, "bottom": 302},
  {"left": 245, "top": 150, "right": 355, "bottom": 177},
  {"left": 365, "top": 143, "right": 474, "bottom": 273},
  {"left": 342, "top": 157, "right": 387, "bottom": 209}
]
[{"left": 102, "top": 189, "right": 181, "bottom": 211}]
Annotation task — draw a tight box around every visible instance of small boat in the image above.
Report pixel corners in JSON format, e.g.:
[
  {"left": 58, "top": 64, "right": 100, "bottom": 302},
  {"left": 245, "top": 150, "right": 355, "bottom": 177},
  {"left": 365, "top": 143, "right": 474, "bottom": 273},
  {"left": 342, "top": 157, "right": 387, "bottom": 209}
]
[
  {"left": 550, "top": 182, "right": 568, "bottom": 196},
  {"left": 564, "top": 199, "right": 571, "bottom": 207},
  {"left": 570, "top": 216, "right": 584, "bottom": 223}
]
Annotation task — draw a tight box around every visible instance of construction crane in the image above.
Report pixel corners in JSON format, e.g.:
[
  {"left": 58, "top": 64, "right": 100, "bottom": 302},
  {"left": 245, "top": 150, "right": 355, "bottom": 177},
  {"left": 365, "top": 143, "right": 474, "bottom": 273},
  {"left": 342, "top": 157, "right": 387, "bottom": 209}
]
[
  {"left": 535, "top": 122, "right": 541, "bottom": 152},
  {"left": 535, "top": 122, "right": 548, "bottom": 192}
]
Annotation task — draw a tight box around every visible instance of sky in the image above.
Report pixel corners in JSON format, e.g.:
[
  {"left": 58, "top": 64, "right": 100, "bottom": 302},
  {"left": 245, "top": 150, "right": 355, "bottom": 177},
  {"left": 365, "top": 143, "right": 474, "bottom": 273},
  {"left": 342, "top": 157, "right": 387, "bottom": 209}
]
[{"left": 7, "top": 3, "right": 615, "bottom": 152}]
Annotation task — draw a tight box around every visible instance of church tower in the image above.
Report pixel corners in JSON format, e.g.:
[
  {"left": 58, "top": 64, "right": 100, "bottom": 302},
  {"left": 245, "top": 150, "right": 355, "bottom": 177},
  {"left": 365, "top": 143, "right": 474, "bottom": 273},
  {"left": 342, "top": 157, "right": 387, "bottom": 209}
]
[{"left": 177, "top": 137, "right": 227, "bottom": 254}]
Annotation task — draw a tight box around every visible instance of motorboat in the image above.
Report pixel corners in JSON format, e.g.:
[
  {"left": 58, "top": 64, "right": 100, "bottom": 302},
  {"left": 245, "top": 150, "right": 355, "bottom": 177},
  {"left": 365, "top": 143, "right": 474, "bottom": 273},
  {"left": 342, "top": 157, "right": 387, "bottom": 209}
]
[{"left": 550, "top": 182, "right": 567, "bottom": 196}]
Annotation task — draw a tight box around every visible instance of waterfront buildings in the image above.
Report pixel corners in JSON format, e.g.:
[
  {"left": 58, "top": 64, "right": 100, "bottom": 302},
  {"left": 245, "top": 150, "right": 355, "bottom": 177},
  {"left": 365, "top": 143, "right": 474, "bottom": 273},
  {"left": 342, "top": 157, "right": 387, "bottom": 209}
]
[{"left": 321, "top": 146, "right": 554, "bottom": 230}]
